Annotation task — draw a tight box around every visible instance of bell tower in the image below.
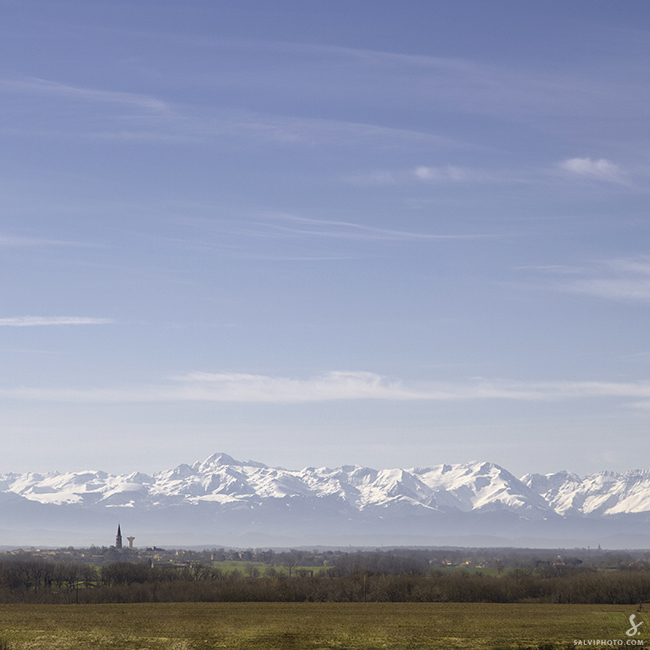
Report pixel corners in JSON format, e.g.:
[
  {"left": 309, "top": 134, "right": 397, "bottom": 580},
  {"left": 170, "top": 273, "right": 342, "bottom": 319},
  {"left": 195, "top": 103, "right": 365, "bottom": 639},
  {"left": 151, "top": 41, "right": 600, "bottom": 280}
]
[{"left": 116, "top": 524, "right": 123, "bottom": 549}]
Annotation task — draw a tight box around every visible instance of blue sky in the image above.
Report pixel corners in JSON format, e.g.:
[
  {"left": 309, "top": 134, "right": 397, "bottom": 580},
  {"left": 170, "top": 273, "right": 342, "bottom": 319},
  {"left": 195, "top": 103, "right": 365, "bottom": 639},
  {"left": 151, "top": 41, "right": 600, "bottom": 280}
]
[{"left": 1, "top": 0, "right": 650, "bottom": 476}]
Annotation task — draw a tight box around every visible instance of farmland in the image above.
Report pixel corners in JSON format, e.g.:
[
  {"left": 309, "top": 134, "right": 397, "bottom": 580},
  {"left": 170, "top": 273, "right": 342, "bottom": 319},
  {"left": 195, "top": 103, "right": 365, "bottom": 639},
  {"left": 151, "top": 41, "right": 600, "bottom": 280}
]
[
  {"left": 0, "top": 602, "right": 647, "bottom": 650},
  {"left": 5, "top": 547, "right": 650, "bottom": 605}
]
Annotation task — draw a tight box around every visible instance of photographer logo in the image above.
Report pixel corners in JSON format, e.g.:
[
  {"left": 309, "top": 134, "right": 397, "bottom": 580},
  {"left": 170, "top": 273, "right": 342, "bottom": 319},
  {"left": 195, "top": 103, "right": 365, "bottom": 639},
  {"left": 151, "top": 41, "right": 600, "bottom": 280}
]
[{"left": 627, "top": 615, "right": 644, "bottom": 638}]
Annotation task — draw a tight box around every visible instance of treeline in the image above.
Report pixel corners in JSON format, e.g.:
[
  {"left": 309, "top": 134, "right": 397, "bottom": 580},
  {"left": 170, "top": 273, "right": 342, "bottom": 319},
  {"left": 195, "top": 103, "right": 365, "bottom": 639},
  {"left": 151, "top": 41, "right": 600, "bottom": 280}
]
[{"left": 3, "top": 558, "right": 650, "bottom": 605}]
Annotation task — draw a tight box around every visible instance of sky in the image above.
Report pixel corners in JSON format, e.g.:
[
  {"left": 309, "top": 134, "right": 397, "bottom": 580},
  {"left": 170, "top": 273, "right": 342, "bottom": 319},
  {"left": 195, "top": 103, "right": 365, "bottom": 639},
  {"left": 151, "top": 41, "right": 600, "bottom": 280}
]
[{"left": 1, "top": 0, "right": 650, "bottom": 477}]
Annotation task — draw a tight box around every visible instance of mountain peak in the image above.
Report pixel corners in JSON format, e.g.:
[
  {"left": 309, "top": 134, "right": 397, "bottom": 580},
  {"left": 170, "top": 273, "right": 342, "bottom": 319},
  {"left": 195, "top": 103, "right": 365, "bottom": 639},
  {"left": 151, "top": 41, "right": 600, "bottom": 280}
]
[
  {"left": 3, "top": 456, "right": 650, "bottom": 548},
  {"left": 193, "top": 453, "right": 241, "bottom": 472}
]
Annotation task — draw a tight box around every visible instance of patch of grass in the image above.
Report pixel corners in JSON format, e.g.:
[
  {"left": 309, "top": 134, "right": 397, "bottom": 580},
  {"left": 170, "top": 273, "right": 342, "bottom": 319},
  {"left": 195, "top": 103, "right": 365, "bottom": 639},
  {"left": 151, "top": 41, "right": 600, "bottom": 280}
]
[
  {"left": 210, "top": 561, "right": 318, "bottom": 576},
  {"left": 211, "top": 561, "right": 266, "bottom": 570},
  {"left": 0, "top": 602, "right": 647, "bottom": 649}
]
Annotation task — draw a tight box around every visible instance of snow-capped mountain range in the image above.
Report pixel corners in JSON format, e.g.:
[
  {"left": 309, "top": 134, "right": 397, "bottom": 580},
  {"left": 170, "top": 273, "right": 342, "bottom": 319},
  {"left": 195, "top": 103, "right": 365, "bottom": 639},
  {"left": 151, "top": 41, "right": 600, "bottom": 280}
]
[{"left": 2, "top": 453, "right": 650, "bottom": 548}]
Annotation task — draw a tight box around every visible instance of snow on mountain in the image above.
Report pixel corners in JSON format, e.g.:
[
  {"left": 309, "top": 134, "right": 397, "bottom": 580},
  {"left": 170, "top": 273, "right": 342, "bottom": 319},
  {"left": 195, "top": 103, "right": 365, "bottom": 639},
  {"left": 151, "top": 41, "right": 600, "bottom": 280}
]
[
  {"left": 6, "top": 469, "right": 148, "bottom": 507},
  {"left": 3, "top": 454, "right": 650, "bottom": 543},
  {"left": 414, "top": 461, "right": 549, "bottom": 515},
  {"left": 0, "top": 455, "right": 565, "bottom": 517},
  {"left": 523, "top": 469, "right": 650, "bottom": 516}
]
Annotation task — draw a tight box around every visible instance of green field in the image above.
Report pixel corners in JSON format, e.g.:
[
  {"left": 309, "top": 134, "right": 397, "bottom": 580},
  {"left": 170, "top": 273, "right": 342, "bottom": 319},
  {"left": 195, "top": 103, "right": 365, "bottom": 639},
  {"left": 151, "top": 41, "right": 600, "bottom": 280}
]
[
  {"left": 209, "top": 561, "right": 318, "bottom": 576},
  {"left": 0, "top": 602, "right": 647, "bottom": 649}
]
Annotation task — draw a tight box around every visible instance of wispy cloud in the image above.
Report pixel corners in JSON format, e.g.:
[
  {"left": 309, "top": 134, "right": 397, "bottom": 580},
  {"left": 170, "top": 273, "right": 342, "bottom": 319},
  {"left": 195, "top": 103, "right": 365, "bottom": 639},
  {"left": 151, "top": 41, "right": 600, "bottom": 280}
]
[
  {"left": 2, "top": 370, "right": 650, "bottom": 405},
  {"left": 3, "top": 29, "right": 647, "bottom": 151},
  {"left": 0, "top": 235, "right": 87, "bottom": 247},
  {"left": 352, "top": 165, "right": 492, "bottom": 185},
  {"left": 0, "top": 76, "right": 461, "bottom": 150},
  {"left": 171, "top": 212, "right": 494, "bottom": 254},
  {"left": 240, "top": 213, "right": 485, "bottom": 242},
  {"left": 227, "top": 114, "right": 458, "bottom": 148},
  {"left": 415, "top": 165, "right": 474, "bottom": 182},
  {"left": 0, "top": 78, "right": 171, "bottom": 114},
  {"left": 170, "top": 372, "right": 650, "bottom": 404},
  {"left": 559, "top": 157, "right": 626, "bottom": 183},
  {"left": 515, "top": 264, "right": 586, "bottom": 275},
  {"left": 529, "top": 257, "right": 650, "bottom": 303},
  {"left": 166, "top": 36, "right": 648, "bottom": 120},
  {"left": 351, "top": 164, "right": 531, "bottom": 187},
  {"left": 569, "top": 279, "right": 650, "bottom": 304},
  {"left": 0, "top": 317, "right": 114, "bottom": 327}
]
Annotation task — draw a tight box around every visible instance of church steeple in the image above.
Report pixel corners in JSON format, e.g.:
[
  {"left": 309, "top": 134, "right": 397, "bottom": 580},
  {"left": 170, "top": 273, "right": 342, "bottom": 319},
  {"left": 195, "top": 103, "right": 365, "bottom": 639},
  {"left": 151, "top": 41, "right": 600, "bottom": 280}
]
[{"left": 116, "top": 524, "right": 123, "bottom": 549}]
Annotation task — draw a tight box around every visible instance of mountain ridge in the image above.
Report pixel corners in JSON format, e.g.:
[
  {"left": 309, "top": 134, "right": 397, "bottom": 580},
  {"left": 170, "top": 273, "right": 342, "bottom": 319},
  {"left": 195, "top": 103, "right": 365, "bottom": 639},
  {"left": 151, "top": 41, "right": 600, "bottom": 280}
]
[{"left": 2, "top": 454, "right": 650, "bottom": 547}]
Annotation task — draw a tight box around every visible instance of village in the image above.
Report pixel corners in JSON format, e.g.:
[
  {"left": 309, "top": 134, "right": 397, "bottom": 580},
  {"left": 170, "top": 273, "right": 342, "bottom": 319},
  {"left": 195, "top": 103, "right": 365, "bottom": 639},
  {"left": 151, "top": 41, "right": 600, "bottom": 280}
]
[{"left": 0, "top": 525, "right": 627, "bottom": 575}]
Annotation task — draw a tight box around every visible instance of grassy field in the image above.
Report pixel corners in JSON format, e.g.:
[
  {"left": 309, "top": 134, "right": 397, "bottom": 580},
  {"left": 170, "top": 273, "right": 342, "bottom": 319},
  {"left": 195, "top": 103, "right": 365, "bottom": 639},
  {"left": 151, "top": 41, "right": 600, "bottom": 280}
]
[
  {"left": 210, "top": 561, "right": 318, "bottom": 576},
  {"left": 208, "top": 561, "right": 503, "bottom": 578},
  {"left": 211, "top": 560, "right": 268, "bottom": 573},
  {"left": 0, "top": 602, "right": 647, "bottom": 649},
  {"left": 209, "top": 560, "right": 504, "bottom": 577}
]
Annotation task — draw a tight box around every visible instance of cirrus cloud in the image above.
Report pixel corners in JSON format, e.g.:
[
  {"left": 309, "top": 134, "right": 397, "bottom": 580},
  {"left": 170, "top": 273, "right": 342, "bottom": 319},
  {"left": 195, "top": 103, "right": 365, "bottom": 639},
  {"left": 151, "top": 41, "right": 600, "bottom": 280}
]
[
  {"left": 0, "top": 317, "right": 114, "bottom": 327},
  {"left": 528, "top": 257, "right": 650, "bottom": 303},
  {"left": 559, "top": 157, "right": 624, "bottom": 183},
  {"left": 2, "top": 371, "right": 650, "bottom": 406}
]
